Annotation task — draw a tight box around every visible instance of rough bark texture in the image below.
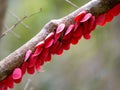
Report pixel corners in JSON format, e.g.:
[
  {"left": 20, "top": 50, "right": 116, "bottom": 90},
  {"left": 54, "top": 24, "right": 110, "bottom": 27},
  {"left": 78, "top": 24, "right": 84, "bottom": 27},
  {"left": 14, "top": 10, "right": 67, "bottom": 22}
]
[{"left": 0, "top": 0, "right": 120, "bottom": 81}]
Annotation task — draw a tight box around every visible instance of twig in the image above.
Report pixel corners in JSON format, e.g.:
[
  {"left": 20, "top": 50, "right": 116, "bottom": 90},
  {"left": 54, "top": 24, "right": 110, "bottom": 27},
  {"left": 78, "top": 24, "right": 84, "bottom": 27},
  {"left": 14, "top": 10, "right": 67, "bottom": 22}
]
[
  {"left": 0, "top": 16, "right": 27, "bottom": 39},
  {"left": 8, "top": 10, "right": 30, "bottom": 29},
  {"left": 24, "top": 79, "right": 31, "bottom": 90},
  {"left": 0, "top": 0, "right": 8, "bottom": 36},
  {"left": 30, "top": 87, "right": 34, "bottom": 90},
  {"left": 0, "top": 8, "right": 42, "bottom": 39},
  {"left": 27, "top": 8, "right": 42, "bottom": 18},
  {"left": 4, "top": 24, "right": 21, "bottom": 38},
  {"left": 65, "top": 0, "right": 79, "bottom": 8}
]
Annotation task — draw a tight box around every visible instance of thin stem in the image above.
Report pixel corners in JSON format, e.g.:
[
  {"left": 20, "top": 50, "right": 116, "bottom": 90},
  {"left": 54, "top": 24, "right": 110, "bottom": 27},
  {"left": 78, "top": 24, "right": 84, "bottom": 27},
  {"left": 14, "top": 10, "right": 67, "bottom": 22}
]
[
  {"left": 24, "top": 79, "right": 31, "bottom": 90},
  {"left": 8, "top": 10, "right": 30, "bottom": 29},
  {"left": 65, "top": 0, "right": 79, "bottom": 8},
  {"left": 0, "top": 8, "right": 42, "bottom": 39}
]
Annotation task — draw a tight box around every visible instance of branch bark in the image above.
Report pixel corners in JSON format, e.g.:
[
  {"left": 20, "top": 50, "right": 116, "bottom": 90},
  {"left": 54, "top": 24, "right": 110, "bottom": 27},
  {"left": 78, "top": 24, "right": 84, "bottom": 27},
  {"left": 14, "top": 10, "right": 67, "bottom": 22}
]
[
  {"left": 0, "top": 0, "right": 8, "bottom": 37},
  {"left": 0, "top": 0, "right": 120, "bottom": 81}
]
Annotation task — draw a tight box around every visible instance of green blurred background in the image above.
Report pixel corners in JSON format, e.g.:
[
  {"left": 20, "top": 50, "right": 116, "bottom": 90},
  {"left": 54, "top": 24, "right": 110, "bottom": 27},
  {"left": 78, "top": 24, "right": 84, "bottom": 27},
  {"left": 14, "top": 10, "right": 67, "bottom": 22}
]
[{"left": 0, "top": 0, "right": 120, "bottom": 90}]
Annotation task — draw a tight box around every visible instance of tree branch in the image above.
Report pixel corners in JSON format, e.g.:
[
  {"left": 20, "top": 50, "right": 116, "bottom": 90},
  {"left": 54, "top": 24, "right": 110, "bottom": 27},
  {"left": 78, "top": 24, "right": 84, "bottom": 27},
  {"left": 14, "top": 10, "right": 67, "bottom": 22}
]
[{"left": 0, "top": 0, "right": 120, "bottom": 81}]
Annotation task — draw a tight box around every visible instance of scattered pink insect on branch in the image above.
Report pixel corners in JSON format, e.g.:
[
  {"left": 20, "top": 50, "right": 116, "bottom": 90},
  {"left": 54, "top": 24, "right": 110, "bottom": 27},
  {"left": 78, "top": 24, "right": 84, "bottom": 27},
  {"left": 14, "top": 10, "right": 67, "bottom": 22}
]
[
  {"left": 12, "top": 68, "right": 22, "bottom": 83},
  {"left": 0, "top": 2, "right": 120, "bottom": 90},
  {"left": 96, "top": 4, "right": 120, "bottom": 26}
]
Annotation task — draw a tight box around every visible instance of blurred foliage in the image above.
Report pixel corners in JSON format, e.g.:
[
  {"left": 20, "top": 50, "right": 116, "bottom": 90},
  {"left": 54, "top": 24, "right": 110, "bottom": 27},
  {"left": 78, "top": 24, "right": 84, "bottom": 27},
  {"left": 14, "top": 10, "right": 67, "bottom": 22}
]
[{"left": 0, "top": 0, "right": 120, "bottom": 90}]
